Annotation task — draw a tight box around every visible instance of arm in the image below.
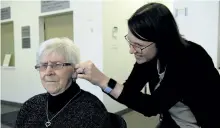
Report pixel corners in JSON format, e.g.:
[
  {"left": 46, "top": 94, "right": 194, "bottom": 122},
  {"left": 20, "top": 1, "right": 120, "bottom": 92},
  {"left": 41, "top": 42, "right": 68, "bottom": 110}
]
[
  {"left": 100, "top": 61, "right": 156, "bottom": 99},
  {"left": 75, "top": 60, "right": 184, "bottom": 117},
  {"left": 100, "top": 69, "right": 183, "bottom": 117}
]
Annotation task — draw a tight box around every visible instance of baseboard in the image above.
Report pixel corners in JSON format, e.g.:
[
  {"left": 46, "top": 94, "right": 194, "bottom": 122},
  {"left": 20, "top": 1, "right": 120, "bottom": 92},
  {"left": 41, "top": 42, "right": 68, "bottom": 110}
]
[
  {"left": 115, "top": 108, "right": 132, "bottom": 116},
  {"left": 1, "top": 100, "right": 23, "bottom": 108}
]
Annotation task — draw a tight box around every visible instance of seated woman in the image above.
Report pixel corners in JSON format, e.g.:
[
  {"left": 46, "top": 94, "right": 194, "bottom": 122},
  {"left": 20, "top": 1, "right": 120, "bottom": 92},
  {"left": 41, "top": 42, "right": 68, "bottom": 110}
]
[{"left": 15, "top": 37, "right": 124, "bottom": 128}]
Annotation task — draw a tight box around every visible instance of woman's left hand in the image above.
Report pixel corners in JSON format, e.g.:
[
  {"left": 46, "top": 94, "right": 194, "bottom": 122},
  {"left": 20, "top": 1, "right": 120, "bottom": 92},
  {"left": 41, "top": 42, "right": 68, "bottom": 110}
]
[{"left": 75, "top": 61, "right": 110, "bottom": 88}]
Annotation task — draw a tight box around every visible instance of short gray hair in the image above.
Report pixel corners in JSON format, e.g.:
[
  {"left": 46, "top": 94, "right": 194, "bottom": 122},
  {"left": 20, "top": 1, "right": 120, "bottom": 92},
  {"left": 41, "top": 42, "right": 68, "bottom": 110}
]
[{"left": 37, "top": 37, "right": 80, "bottom": 64}]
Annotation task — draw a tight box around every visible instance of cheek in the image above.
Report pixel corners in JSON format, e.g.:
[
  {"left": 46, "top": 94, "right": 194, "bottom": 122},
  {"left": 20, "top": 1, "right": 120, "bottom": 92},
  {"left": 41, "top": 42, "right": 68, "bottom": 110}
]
[
  {"left": 57, "top": 71, "right": 72, "bottom": 83},
  {"left": 149, "top": 46, "right": 157, "bottom": 56},
  {"left": 39, "top": 72, "right": 45, "bottom": 80},
  {"left": 152, "top": 48, "right": 158, "bottom": 57},
  {"left": 143, "top": 48, "right": 157, "bottom": 59}
]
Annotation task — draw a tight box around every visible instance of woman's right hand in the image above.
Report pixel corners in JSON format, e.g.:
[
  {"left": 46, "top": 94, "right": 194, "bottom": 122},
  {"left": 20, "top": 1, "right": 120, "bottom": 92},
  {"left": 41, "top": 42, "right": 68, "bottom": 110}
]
[{"left": 75, "top": 61, "right": 110, "bottom": 88}]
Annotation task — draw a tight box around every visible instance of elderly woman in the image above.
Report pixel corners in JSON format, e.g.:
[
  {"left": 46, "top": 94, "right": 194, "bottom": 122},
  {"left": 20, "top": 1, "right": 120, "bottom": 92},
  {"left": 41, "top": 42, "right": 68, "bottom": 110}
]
[{"left": 15, "top": 37, "right": 125, "bottom": 128}]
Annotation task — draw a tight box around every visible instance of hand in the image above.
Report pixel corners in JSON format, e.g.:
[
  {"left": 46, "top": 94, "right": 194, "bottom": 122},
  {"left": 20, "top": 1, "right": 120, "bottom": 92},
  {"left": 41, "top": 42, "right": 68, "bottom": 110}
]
[{"left": 75, "top": 61, "right": 110, "bottom": 88}]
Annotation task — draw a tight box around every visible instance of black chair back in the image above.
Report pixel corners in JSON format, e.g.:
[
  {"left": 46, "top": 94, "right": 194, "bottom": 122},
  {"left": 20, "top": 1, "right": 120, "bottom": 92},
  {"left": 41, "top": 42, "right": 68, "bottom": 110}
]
[{"left": 108, "top": 112, "right": 127, "bottom": 128}]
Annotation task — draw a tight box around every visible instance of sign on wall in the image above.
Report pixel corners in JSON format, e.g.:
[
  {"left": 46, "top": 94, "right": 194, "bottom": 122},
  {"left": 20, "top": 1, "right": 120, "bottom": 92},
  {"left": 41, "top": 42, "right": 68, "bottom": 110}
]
[
  {"left": 21, "top": 26, "right": 31, "bottom": 49},
  {"left": 41, "top": 1, "right": 70, "bottom": 13},
  {"left": 1, "top": 7, "right": 11, "bottom": 20}
]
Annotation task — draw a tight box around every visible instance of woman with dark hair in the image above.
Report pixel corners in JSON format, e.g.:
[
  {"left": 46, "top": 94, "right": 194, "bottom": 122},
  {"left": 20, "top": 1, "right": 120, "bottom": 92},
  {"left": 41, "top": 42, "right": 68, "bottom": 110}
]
[{"left": 75, "top": 3, "right": 220, "bottom": 128}]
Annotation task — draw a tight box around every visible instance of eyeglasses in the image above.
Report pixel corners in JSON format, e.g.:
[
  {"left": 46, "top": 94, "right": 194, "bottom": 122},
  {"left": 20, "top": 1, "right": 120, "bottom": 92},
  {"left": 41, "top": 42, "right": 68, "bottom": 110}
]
[
  {"left": 124, "top": 34, "right": 154, "bottom": 54},
  {"left": 35, "top": 63, "right": 73, "bottom": 71}
]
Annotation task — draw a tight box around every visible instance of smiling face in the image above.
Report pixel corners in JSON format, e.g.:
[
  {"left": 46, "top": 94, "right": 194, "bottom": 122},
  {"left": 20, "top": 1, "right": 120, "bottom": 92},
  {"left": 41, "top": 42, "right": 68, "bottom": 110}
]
[
  {"left": 127, "top": 30, "right": 158, "bottom": 64},
  {"left": 39, "top": 52, "right": 74, "bottom": 96}
]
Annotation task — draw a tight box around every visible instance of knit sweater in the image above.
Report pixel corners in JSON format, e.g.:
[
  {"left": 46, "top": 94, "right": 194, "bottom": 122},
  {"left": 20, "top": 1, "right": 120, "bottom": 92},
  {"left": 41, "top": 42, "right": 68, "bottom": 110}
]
[{"left": 15, "top": 82, "right": 112, "bottom": 128}]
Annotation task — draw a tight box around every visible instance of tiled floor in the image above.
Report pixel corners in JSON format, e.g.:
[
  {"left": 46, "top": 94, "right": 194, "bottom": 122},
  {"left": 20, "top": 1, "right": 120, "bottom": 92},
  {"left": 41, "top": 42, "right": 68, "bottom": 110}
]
[
  {"left": 122, "top": 111, "right": 159, "bottom": 128},
  {"left": 1, "top": 103, "right": 159, "bottom": 128},
  {"left": 1, "top": 124, "right": 10, "bottom": 128}
]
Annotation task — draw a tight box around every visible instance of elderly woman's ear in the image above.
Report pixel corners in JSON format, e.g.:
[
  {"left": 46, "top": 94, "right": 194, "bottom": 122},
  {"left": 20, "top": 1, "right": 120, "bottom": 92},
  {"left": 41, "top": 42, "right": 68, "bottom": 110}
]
[{"left": 72, "top": 71, "right": 77, "bottom": 81}]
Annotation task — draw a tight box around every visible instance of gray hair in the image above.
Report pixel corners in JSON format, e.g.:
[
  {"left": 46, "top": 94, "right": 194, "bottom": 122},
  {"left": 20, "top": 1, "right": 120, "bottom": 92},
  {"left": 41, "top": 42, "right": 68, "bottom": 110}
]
[{"left": 37, "top": 37, "right": 80, "bottom": 64}]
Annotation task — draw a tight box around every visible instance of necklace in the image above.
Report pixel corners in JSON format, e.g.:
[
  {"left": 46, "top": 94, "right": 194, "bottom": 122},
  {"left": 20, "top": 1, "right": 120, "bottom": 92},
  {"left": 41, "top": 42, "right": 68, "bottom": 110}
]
[
  {"left": 155, "top": 60, "right": 167, "bottom": 90},
  {"left": 45, "top": 89, "right": 81, "bottom": 127}
]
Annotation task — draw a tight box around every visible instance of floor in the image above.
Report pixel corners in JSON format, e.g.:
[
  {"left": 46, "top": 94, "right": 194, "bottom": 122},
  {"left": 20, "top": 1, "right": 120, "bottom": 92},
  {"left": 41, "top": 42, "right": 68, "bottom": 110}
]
[
  {"left": 122, "top": 111, "right": 159, "bottom": 128},
  {"left": 1, "top": 103, "right": 159, "bottom": 128},
  {"left": 1, "top": 104, "right": 21, "bottom": 128}
]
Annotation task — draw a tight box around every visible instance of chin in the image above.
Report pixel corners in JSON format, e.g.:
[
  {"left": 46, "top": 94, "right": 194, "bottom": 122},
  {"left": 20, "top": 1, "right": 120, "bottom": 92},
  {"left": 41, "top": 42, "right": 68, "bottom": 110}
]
[
  {"left": 44, "top": 85, "right": 60, "bottom": 95},
  {"left": 47, "top": 88, "right": 58, "bottom": 94},
  {"left": 48, "top": 90, "right": 63, "bottom": 96},
  {"left": 136, "top": 58, "right": 147, "bottom": 64}
]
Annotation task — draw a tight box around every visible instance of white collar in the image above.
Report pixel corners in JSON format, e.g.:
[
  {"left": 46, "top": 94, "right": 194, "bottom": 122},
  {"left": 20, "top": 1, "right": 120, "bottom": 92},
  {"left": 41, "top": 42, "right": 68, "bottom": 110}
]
[{"left": 157, "top": 59, "right": 167, "bottom": 76}]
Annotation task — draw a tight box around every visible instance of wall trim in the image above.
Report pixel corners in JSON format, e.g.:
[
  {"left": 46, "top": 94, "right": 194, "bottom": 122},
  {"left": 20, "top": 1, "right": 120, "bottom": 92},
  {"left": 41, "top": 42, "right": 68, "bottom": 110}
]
[{"left": 1, "top": 100, "right": 23, "bottom": 108}]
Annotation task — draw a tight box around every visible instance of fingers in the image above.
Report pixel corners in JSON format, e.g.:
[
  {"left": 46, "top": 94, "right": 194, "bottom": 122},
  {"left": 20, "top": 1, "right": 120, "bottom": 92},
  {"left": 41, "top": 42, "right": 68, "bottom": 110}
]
[
  {"left": 75, "top": 60, "right": 93, "bottom": 73},
  {"left": 74, "top": 60, "right": 94, "bottom": 81},
  {"left": 75, "top": 60, "right": 93, "bottom": 68},
  {"left": 77, "top": 74, "right": 88, "bottom": 80},
  {"left": 76, "top": 67, "right": 85, "bottom": 74}
]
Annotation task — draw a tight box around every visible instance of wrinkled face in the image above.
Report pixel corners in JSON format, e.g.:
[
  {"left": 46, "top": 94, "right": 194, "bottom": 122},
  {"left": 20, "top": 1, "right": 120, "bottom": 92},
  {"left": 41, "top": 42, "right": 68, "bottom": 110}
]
[
  {"left": 126, "top": 30, "right": 158, "bottom": 64},
  {"left": 39, "top": 52, "right": 74, "bottom": 96}
]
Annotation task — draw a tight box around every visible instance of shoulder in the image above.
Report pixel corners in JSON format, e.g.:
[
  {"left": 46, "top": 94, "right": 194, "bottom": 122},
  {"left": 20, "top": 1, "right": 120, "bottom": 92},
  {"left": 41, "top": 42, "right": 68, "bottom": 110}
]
[
  {"left": 173, "top": 40, "right": 213, "bottom": 68},
  {"left": 19, "top": 93, "right": 47, "bottom": 112},
  {"left": 16, "top": 93, "right": 47, "bottom": 127},
  {"left": 184, "top": 40, "right": 211, "bottom": 61},
  {"left": 70, "top": 90, "right": 109, "bottom": 127},
  {"left": 78, "top": 90, "right": 107, "bottom": 111}
]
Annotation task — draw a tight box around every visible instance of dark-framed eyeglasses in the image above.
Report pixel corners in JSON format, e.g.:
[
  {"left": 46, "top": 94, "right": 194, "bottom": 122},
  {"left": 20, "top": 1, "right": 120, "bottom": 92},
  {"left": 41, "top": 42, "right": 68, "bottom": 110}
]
[
  {"left": 124, "top": 34, "right": 154, "bottom": 53},
  {"left": 35, "top": 63, "right": 73, "bottom": 71}
]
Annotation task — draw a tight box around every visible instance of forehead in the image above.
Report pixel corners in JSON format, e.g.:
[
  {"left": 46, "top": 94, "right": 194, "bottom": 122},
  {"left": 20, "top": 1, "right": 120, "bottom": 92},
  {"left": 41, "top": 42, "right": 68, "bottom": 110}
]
[
  {"left": 127, "top": 30, "right": 151, "bottom": 46},
  {"left": 40, "top": 52, "right": 65, "bottom": 63}
]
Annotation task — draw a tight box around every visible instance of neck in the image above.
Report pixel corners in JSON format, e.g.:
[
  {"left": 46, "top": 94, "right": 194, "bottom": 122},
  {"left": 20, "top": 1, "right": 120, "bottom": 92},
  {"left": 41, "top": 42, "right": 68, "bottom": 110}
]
[
  {"left": 50, "top": 80, "right": 72, "bottom": 96},
  {"left": 47, "top": 81, "right": 81, "bottom": 113}
]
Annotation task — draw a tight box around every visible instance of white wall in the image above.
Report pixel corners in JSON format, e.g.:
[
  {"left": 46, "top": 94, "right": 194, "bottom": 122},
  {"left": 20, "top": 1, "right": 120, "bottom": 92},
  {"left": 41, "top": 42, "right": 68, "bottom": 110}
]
[
  {"left": 218, "top": 1, "right": 220, "bottom": 71},
  {"left": 174, "top": 0, "right": 220, "bottom": 72},
  {"left": 102, "top": 0, "right": 145, "bottom": 113},
  {"left": 1, "top": 0, "right": 104, "bottom": 103}
]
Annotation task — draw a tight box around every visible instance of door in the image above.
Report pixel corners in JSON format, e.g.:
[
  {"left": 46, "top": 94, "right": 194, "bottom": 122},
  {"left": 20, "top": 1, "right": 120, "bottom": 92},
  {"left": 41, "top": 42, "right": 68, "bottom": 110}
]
[{"left": 44, "top": 12, "right": 73, "bottom": 40}]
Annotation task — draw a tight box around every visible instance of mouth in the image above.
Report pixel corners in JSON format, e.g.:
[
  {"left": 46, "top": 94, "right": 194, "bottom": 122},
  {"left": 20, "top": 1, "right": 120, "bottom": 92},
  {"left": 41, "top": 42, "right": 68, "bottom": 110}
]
[
  {"left": 135, "top": 55, "right": 143, "bottom": 58},
  {"left": 45, "top": 81, "right": 57, "bottom": 82}
]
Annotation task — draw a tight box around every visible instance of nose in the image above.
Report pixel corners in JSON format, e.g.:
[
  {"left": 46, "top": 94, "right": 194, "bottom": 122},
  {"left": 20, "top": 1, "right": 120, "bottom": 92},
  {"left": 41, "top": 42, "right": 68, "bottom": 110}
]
[
  {"left": 45, "top": 65, "right": 55, "bottom": 75},
  {"left": 129, "top": 45, "right": 137, "bottom": 54}
]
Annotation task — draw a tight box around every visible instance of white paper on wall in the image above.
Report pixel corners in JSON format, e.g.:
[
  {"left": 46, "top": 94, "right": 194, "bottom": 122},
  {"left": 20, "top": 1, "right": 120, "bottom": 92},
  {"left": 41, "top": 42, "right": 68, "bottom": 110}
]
[{"left": 3, "top": 54, "right": 11, "bottom": 66}]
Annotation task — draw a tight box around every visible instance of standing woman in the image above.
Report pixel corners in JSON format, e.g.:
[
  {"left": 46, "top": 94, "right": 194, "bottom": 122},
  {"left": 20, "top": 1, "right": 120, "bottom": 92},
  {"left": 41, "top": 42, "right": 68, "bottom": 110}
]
[{"left": 76, "top": 3, "right": 220, "bottom": 128}]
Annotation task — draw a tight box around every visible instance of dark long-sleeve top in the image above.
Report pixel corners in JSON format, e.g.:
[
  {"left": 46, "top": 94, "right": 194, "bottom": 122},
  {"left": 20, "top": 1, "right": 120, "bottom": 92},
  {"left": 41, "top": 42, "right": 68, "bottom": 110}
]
[
  {"left": 116, "top": 41, "right": 220, "bottom": 127},
  {"left": 15, "top": 82, "right": 113, "bottom": 128}
]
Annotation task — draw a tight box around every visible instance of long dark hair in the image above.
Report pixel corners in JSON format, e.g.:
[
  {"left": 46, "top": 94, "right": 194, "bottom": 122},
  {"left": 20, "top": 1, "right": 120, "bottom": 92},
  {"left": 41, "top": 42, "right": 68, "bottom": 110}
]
[{"left": 128, "top": 2, "right": 187, "bottom": 65}]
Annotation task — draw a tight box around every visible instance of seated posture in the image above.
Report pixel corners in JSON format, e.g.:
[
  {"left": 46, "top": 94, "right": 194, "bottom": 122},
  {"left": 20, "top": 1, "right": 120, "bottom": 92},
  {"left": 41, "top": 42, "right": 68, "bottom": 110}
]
[{"left": 15, "top": 37, "right": 125, "bottom": 128}]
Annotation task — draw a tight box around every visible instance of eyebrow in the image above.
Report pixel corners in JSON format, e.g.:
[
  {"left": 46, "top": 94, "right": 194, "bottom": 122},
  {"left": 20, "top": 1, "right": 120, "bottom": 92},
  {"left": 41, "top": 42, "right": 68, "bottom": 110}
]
[
  {"left": 127, "top": 37, "right": 147, "bottom": 46},
  {"left": 40, "top": 61, "right": 63, "bottom": 64},
  {"left": 129, "top": 41, "right": 146, "bottom": 47}
]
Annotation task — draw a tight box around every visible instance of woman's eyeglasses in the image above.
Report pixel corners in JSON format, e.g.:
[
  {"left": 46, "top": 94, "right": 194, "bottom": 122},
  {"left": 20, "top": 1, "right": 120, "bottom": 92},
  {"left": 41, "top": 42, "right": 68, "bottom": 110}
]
[{"left": 124, "top": 34, "right": 154, "bottom": 54}]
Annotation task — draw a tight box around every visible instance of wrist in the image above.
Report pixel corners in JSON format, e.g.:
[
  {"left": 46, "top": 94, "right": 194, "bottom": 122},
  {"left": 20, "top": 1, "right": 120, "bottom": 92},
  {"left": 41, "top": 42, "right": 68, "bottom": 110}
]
[{"left": 99, "top": 76, "right": 110, "bottom": 89}]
